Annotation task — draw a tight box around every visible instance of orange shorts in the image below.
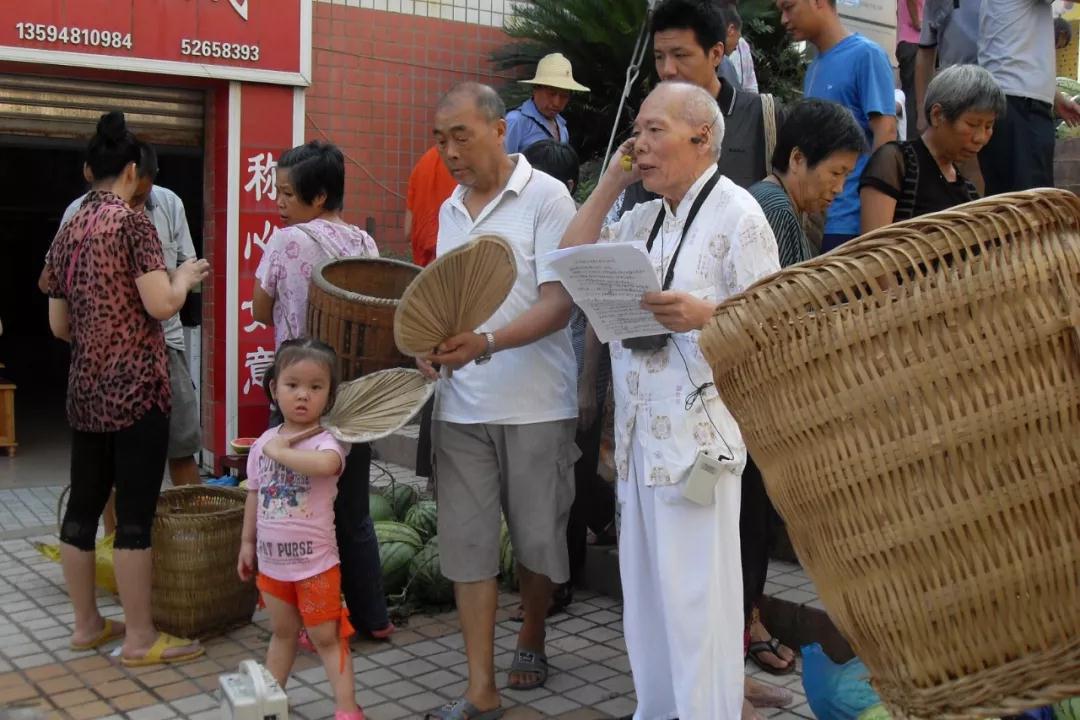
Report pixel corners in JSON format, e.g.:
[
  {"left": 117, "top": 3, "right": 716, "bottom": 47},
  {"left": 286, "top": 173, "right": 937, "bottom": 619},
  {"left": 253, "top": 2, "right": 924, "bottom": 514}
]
[
  {"left": 256, "top": 565, "right": 354, "bottom": 634},
  {"left": 257, "top": 565, "right": 354, "bottom": 672}
]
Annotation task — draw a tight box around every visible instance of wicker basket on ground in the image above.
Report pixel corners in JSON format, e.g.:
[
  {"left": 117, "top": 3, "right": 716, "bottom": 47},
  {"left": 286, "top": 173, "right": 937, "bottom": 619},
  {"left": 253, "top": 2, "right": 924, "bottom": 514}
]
[
  {"left": 699, "top": 188, "right": 1080, "bottom": 719},
  {"left": 307, "top": 257, "right": 421, "bottom": 382},
  {"left": 151, "top": 485, "right": 255, "bottom": 639}
]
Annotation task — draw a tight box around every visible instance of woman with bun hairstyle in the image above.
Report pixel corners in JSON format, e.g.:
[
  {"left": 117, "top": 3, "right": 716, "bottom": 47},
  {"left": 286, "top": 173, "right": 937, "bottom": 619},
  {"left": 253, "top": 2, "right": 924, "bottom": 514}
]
[{"left": 45, "top": 111, "right": 210, "bottom": 666}]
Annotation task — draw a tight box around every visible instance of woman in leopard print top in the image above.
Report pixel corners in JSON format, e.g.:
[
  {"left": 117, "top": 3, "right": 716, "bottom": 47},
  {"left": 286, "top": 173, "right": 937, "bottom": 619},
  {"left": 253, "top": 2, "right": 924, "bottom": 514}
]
[{"left": 45, "top": 111, "right": 209, "bottom": 667}]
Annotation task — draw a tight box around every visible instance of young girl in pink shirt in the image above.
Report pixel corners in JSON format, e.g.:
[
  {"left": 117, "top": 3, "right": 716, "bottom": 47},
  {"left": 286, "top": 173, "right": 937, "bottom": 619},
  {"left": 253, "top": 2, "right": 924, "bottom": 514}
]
[{"left": 237, "top": 338, "right": 364, "bottom": 720}]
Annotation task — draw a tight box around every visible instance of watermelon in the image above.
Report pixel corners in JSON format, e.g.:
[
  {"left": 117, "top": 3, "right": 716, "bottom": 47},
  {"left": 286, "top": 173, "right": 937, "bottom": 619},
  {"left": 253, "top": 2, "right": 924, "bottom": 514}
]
[
  {"left": 404, "top": 500, "right": 438, "bottom": 542},
  {"left": 410, "top": 536, "right": 454, "bottom": 604},
  {"left": 387, "top": 483, "right": 418, "bottom": 519},
  {"left": 369, "top": 493, "right": 394, "bottom": 522},
  {"left": 379, "top": 541, "right": 419, "bottom": 594},
  {"left": 229, "top": 437, "right": 257, "bottom": 455},
  {"left": 499, "top": 517, "right": 517, "bottom": 591},
  {"left": 374, "top": 521, "right": 423, "bottom": 551},
  {"left": 1054, "top": 697, "right": 1080, "bottom": 720}
]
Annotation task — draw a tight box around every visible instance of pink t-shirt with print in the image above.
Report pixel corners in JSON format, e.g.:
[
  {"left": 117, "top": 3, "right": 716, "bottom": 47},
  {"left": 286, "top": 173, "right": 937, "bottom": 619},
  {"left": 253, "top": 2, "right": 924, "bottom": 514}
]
[
  {"left": 254, "top": 218, "right": 379, "bottom": 349},
  {"left": 246, "top": 427, "right": 349, "bottom": 582}
]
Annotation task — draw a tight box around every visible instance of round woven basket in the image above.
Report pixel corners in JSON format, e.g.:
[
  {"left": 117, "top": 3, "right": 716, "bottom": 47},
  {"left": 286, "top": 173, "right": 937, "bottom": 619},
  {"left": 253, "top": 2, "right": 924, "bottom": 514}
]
[
  {"left": 699, "top": 189, "right": 1080, "bottom": 719},
  {"left": 151, "top": 485, "right": 256, "bottom": 639},
  {"left": 308, "top": 257, "right": 421, "bottom": 381}
]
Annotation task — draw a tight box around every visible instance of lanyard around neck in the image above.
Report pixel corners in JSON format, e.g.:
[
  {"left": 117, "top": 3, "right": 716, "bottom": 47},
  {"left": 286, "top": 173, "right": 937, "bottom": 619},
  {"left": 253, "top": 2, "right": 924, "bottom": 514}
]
[{"left": 644, "top": 168, "right": 722, "bottom": 291}]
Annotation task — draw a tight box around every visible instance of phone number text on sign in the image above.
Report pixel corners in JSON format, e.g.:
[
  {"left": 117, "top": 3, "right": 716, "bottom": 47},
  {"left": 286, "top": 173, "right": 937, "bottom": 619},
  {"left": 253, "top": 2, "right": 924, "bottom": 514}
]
[
  {"left": 15, "top": 23, "right": 133, "bottom": 49},
  {"left": 181, "top": 39, "right": 261, "bottom": 62}
]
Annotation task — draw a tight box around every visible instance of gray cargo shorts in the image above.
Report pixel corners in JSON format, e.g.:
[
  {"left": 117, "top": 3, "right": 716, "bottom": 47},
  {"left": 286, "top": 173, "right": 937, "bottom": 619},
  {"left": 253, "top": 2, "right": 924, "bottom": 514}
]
[
  {"left": 433, "top": 419, "right": 579, "bottom": 584},
  {"left": 166, "top": 347, "right": 201, "bottom": 459}
]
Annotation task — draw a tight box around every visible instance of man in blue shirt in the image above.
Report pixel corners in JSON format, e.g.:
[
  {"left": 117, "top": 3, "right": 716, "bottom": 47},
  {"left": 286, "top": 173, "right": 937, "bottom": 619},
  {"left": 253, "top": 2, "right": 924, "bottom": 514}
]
[
  {"left": 778, "top": 0, "right": 897, "bottom": 250},
  {"left": 505, "top": 52, "right": 590, "bottom": 154}
]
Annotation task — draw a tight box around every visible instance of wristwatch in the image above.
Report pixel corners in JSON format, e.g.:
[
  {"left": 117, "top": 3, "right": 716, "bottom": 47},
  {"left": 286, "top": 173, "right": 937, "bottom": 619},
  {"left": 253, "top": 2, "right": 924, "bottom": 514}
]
[{"left": 474, "top": 331, "right": 496, "bottom": 365}]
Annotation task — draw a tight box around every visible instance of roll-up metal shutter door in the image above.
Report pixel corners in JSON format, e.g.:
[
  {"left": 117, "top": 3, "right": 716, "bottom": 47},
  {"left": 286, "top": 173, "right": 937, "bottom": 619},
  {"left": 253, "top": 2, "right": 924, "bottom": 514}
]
[{"left": 0, "top": 74, "right": 204, "bottom": 147}]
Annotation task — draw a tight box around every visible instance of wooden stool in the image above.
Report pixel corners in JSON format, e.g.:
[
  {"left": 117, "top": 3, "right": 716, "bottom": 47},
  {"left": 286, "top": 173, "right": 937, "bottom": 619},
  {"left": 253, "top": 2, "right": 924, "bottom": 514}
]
[
  {"left": 0, "top": 376, "right": 16, "bottom": 457},
  {"left": 219, "top": 454, "right": 248, "bottom": 481}
]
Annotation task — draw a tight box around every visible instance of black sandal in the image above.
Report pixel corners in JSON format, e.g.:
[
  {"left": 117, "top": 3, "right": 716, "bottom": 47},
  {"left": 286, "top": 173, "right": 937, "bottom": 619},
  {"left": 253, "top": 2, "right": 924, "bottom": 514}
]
[{"left": 747, "top": 637, "right": 796, "bottom": 675}]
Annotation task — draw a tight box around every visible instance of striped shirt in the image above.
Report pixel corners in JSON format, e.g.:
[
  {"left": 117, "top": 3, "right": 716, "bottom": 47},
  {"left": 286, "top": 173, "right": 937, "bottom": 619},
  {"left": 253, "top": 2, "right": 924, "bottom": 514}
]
[{"left": 748, "top": 180, "right": 811, "bottom": 267}]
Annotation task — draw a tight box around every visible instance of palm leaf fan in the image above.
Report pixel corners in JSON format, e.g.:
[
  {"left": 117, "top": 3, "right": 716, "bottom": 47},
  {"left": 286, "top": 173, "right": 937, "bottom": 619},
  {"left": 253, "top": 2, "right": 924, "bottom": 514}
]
[
  {"left": 393, "top": 234, "right": 517, "bottom": 357},
  {"left": 290, "top": 368, "right": 434, "bottom": 445}
]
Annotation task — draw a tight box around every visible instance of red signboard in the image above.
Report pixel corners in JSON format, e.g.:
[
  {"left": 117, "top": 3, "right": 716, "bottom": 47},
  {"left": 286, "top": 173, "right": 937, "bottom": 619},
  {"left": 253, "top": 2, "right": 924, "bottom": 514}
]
[{"left": 0, "top": 0, "right": 310, "bottom": 85}]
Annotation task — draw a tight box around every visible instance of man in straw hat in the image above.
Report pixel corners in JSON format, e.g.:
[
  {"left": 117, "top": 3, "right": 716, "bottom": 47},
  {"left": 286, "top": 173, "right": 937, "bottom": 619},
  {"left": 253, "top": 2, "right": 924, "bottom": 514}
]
[
  {"left": 560, "top": 81, "right": 781, "bottom": 720},
  {"left": 504, "top": 52, "right": 590, "bottom": 154},
  {"left": 419, "top": 81, "right": 579, "bottom": 720}
]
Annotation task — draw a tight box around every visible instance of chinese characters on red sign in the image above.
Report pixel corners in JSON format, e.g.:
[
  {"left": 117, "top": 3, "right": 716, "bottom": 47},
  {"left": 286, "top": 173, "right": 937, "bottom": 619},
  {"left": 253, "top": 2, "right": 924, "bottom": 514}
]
[{"left": 239, "top": 150, "right": 279, "bottom": 403}]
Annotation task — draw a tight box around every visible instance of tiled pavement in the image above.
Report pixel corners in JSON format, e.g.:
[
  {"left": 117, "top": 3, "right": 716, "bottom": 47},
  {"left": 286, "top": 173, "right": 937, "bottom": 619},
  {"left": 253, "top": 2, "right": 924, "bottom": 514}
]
[
  {"left": 0, "top": 487, "right": 65, "bottom": 538},
  {"left": 0, "top": 485, "right": 816, "bottom": 720}
]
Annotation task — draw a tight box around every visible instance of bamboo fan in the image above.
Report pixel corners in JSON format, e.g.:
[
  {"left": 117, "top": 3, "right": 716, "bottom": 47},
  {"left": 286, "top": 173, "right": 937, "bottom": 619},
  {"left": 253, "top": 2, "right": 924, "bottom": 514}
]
[
  {"left": 291, "top": 368, "right": 434, "bottom": 445},
  {"left": 393, "top": 234, "right": 517, "bottom": 357}
]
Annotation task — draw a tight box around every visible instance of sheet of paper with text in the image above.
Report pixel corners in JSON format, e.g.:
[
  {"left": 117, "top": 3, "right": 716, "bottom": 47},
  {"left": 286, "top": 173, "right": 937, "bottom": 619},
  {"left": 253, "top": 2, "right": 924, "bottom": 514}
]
[{"left": 546, "top": 243, "right": 667, "bottom": 343}]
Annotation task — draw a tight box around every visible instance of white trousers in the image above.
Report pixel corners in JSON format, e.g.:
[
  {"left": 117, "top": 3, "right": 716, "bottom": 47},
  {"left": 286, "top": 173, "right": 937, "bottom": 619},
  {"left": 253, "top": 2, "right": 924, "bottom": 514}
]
[{"left": 619, "top": 448, "right": 745, "bottom": 720}]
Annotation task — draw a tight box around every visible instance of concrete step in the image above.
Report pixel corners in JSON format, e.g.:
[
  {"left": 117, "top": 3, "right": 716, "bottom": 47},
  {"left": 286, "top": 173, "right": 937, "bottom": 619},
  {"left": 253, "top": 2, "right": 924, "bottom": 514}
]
[{"left": 372, "top": 424, "right": 420, "bottom": 472}]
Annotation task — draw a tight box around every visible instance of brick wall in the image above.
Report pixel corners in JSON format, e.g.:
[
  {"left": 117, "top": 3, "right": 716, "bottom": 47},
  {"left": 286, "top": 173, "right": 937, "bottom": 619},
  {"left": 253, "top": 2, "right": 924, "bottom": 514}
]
[{"left": 305, "top": 3, "right": 513, "bottom": 258}]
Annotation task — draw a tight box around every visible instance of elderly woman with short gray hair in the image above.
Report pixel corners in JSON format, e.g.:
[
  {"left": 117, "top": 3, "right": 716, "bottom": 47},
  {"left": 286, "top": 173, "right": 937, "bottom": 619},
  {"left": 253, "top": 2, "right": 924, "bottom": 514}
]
[{"left": 859, "top": 64, "right": 1006, "bottom": 233}]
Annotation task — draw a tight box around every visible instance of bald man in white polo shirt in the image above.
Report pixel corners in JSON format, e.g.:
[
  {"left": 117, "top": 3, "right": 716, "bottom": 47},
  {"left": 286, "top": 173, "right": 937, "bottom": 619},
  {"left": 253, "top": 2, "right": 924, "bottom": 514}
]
[{"left": 420, "top": 82, "right": 578, "bottom": 720}]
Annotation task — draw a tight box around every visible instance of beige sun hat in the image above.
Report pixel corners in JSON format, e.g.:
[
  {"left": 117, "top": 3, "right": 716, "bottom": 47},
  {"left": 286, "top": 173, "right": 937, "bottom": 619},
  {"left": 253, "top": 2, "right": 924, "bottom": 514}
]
[{"left": 519, "top": 53, "right": 590, "bottom": 93}]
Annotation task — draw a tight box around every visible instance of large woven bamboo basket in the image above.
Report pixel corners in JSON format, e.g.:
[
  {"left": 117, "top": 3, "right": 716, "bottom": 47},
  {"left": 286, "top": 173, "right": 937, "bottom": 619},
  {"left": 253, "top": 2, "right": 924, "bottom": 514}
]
[
  {"left": 308, "top": 257, "right": 421, "bottom": 381},
  {"left": 151, "top": 486, "right": 256, "bottom": 639},
  {"left": 699, "top": 189, "right": 1080, "bottom": 719}
]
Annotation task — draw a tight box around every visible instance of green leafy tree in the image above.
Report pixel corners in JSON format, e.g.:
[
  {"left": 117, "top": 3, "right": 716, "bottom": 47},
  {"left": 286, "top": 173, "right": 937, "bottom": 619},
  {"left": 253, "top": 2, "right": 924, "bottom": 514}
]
[
  {"left": 735, "top": 0, "right": 807, "bottom": 101},
  {"left": 492, "top": 0, "right": 651, "bottom": 163},
  {"left": 493, "top": 0, "right": 806, "bottom": 163}
]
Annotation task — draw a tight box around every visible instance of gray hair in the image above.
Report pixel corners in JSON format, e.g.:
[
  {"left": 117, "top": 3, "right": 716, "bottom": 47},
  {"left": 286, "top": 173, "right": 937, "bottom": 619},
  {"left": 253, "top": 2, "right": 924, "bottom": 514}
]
[
  {"left": 655, "top": 81, "right": 725, "bottom": 161},
  {"left": 924, "top": 64, "right": 1006, "bottom": 123},
  {"left": 437, "top": 82, "right": 506, "bottom": 122}
]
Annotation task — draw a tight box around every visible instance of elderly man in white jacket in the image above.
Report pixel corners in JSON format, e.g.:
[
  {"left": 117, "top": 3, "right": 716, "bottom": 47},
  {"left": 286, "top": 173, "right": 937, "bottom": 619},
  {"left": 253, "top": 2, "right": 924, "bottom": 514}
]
[{"left": 560, "top": 81, "right": 781, "bottom": 720}]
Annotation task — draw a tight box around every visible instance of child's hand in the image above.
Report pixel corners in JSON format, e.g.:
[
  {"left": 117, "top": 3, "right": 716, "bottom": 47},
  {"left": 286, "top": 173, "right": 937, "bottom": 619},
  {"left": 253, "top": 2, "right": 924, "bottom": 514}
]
[
  {"left": 264, "top": 427, "right": 323, "bottom": 461},
  {"left": 237, "top": 540, "right": 256, "bottom": 581},
  {"left": 263, "top": 433, "right": 289, "bottom": 462}
]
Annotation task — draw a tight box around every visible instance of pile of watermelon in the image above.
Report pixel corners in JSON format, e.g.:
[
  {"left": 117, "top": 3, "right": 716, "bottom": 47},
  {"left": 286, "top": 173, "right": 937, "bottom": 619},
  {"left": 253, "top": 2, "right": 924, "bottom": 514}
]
[
  {"left": 374, "top": 520, "right": 423, "bottom": 594},
  {"left": 410, "top": 535, "right": 453, "bottom": 604},
  {"left": 369, "top": 482, "right": 517, "bottom": 605},
  {"left": 499, "top": 517, "right": 518, "bottom": 591}
]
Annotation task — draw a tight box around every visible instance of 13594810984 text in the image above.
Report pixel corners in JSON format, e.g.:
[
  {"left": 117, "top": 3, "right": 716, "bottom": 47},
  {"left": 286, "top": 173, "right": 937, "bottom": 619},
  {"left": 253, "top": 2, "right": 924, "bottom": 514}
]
[
  {"left": 180, "top": 38, "right": 260, "bottom": 61},
  {"left": 14, "top": 23, "right": 133, "bottom": 49}
]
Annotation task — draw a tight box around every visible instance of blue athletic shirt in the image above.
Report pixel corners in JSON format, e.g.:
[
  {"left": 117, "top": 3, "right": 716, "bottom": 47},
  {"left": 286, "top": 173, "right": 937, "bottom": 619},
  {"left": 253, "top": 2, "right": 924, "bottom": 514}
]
[{"left": 804, "top": 34, "right": 896, "bottom": 236}]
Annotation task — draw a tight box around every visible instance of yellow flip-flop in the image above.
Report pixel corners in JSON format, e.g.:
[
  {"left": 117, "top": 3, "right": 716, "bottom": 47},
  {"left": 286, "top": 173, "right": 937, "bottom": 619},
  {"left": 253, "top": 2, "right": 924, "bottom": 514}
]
[
  {"left": 120, "top": 632, "right": 204, "bottom": 667},
  {"left": 70, "top": 618, "right": 124, "bottom": 651}
]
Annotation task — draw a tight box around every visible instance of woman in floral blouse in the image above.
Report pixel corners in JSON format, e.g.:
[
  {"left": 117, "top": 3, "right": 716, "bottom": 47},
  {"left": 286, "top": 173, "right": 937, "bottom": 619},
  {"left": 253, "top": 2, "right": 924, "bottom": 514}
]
[{"left": 253, "top": 140, "right": 393, "bottom": 644}]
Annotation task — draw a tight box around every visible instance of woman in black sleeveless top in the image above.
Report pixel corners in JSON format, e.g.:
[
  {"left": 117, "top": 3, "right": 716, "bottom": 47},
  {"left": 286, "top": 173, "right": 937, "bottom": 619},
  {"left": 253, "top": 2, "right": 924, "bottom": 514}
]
[{"left": 859, "top": 65, "right": 1005, "bottom": 234}]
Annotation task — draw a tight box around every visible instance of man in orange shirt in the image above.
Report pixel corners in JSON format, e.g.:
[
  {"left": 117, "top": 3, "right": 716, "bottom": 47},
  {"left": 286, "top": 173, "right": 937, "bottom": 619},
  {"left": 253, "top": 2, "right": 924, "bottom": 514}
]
[{"left": 405, "top": 146, "right": 457, "bottom": 266}]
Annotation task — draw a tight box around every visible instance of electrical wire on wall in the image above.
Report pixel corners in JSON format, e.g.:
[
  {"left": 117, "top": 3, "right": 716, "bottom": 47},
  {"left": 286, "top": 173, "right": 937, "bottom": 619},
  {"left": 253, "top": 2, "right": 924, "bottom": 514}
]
[{"left": 306, "top": 112, "right": 406, "bottom": 201}]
